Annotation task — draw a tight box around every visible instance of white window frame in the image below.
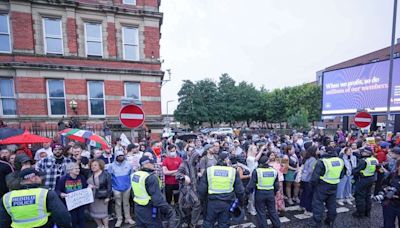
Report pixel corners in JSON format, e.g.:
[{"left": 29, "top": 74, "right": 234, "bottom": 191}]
[
  {"left": 84, "top": 22, "right": 103, "bottom": 57},
  {"left": 46, "top": 79, "right": 67, "bottom": 116},
  {"left": 123, "top": 0, "right": 136, "bottom": 5},
  {"left": 87, "top": 81, "right": 106, "bottom": 117},
  {"left": 122, "top": 26, "right": 139, "bottom": 61},
  {"left": 124, "top": 82, "right": 141, "bottom": 100},
  {"left": 42, "top": 18, "right": 64, "bottom": 55},
  {"left": 0, "top": 78, "right": 16, "bottom": 116},
  {"left": 0, "top": 14, "right": 11, "bottom": 53}
]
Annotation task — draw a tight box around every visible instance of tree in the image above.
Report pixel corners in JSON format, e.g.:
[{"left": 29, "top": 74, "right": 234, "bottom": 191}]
[
  {"left": 288, "top": 108, "right": 310, "bottom": 129},
  {"left": 217, "top": 73, "right": 236, "bottom": 125},
  {"left": 233, "top": 81, "right": 263, "bottom": 126},
  {"left": 174, "top": 80, "right": 197, "bottom": 129}
]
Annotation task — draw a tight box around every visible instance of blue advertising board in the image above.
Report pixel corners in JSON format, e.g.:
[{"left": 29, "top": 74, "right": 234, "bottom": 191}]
[{"left": 322, "top": 58, "right": 400, "bottom": 115}]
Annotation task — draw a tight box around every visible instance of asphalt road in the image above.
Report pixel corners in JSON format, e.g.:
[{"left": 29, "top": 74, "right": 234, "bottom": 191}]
[{"left": 85, "top": 199, "right": 387, "bottom": 228}]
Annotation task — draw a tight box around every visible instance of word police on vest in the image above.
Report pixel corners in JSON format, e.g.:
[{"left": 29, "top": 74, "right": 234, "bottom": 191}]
[
  {"left": 214, "top": 170, "right": 229, "bottom": 177},
  {"left": 263, "top": 171, "right": 275, "bottom": 177},
  {"left": 331, "top": 161, "right": 341, "bottom": 167},
  {"left": 132, "top": 174, "right": 140, "bottom": 183},
  {"left": 12, "top": 195, "right": 36, "bottom": 206}
]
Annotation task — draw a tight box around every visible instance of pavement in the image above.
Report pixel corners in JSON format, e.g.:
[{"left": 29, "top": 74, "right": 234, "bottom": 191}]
[{"left": 86, "top": 200, "right": 386, "bottom": 228}]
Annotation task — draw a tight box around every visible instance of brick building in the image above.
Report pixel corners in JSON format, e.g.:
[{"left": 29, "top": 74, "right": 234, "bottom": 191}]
[
  {"left": 319, "top": 40, "right": 400, "bottom": 130},
  {"left": 0, "top": 0, "right": 164, "bottom": 140}
]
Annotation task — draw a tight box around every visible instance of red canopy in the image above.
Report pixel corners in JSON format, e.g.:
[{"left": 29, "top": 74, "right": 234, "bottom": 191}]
[{"left": 0, "top": 130, "right": 51, "bottom": 145}]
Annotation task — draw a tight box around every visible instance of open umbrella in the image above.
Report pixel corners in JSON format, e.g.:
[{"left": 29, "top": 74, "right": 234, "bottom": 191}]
[
  {"left": 0, "top": 127, "right": 24, "bottom": 140},
  {"left": 177, "top": 134, "right": 198, "bottom": 141},
  {"left": 60, "top": 128, "right": 110, "bottom": 149},
  {"left": 0, "top": 130, "right": 51, "bottom": 144}
]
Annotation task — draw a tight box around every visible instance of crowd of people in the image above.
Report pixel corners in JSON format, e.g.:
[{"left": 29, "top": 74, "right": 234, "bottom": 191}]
[{"left": 0, "top": 128, "right": 399, "bottom": 228}]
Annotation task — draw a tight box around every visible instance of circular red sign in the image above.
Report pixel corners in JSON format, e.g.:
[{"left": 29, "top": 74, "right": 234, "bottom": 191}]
[
  {"left": 354, "top": 111, "right": 372, "bottom": 128},
  {"left": 119, "top": 105, "right": 145, "bottom": 129}
]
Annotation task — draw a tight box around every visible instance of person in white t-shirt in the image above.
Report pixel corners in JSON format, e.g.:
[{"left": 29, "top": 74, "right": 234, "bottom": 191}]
[
  {"left": 34, "top": 142, "right": 52, "bottom": 161},
  {"left": 246, "top": 144, "right": 264, "bottom": 215},
  {"left": 126, "top": 143, "right": 142, "bottom": 172}
]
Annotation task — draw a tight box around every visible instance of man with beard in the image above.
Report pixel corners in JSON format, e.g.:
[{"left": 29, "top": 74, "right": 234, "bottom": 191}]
[
  {"left": 36, "top": 144, "right": 72, "bottom": 190},
  {"left": 0, "top": 148, "right": 13, "bottom": 197}
]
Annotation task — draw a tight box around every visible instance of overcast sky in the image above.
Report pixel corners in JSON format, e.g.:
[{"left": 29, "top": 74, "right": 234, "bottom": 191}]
[{"left": 159, "top": 0, "right": 398, "bottom": 114}]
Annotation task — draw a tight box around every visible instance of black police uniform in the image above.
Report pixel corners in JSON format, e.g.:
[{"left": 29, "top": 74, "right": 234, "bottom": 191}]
[
  {"left": 310, "top": 153, "right": 346, "bottom": 227},
  {"left": 198, "top": 164, "right": 244, "bottom": 228},
  {"left": 381, "top": 171, "right": 400, "bottom": 228},
  {"left": 132, "top": 167, "right": 176, "bottom": 228},
  {"left": 352, "top": 156, "right": 377, "bottom": 217},
  {"left": 246, "top": 164, "right": 280, "bottom": 228}
]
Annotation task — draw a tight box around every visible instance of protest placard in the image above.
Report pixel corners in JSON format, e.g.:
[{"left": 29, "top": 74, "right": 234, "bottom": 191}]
[{"left": 65, "top": 188, "right": 94, "bottom": 211}]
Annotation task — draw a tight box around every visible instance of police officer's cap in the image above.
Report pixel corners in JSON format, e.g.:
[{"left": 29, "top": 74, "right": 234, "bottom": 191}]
[
  {"left": 258, "top": 155, "right": 269, "bottom": 164},
  {"left": 19, "top": 168, "right": 45, "bottom": 180},
  {"left": 139, "top": 156, "right": 155, "bottom": 166},
  {"left": 218, "top": 151, "right": 230, "bottom": 161}
]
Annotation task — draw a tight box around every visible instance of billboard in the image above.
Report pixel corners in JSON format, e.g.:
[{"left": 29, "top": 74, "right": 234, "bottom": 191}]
[{"left": 322, "top": 58, "right": 400, "bottom": 115}]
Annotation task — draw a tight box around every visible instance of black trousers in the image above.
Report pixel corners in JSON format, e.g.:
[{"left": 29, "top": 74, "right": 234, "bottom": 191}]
[
  {"left": 354, "top": 176, "right": 374, "bottom": 214},
  {"left": 312, "top": 182, "right": 338, "bottom": 225},
  {"left": 383, "top": 202, "right": 400, "bottom": 228},
  {"left": 134, "top": 204, "right": 163, "bottom": 228},
  {"left": 255, "top": 190, "right": 281, "bottom": 228},
  {"left": 165, "top": 184, "right": 180, "bottom": 204},
  {"left": 202, "top": 199, "right": 231, "bottom": 228}
]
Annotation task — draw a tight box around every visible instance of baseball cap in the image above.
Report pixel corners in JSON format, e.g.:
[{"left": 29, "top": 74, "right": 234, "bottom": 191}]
[
  {"left": 19, "top": 168, "right": 45, "bottom": 180},
  {"left": 15, "top": 154, "right": 32, "bottom": 164},
  {"left": 139, "top": 156, "right": 155, "bottom": 166}
]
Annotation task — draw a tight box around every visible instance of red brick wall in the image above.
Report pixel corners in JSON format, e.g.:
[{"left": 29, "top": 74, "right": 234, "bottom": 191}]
[
  {"left": 141, "top": 82, "right": 160, "bottom": 97},
  {"left": 107, "top": 22, "right": 117, "bottom": 57},
  {"left": 142, "top": 101, "right": 161, "bottom": 115},
  {"left": 67, "top": 18, "right": 78, "bottom": 54},
  {"left": 137, "top": 0, "right": 158, "bottom": 7},
  {"left": 106, "top": 100, "right": 120, "bottom": 115},
  {"left": 15, "top": 77, "right": 45, "bottom": 93},
  {"left": 105, "top": 80, "right": 123, "bottom": 96},
  {"left": 18, "top": 99, "right": 47, "bottom": 115},
  {"left": 150, "top": 132, "right": 161, "bottom": 141},
  {"left": 65, "top": 79, "right": 86, "bottom": 95},
  {"left": 144, "top": 26, "right": 160, "bottom": 59},
  {"left": 11, "top": 12, "right": 34, "bottom": 50}
]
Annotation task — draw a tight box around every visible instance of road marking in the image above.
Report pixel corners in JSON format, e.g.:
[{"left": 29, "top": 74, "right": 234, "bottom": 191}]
[
  {"left": 285, "top": 205, "right": 301, "bottom": 211},
  {"left": 230, "top": 222, "right": 256, "bottom": 228},
  {"left": 324, "top": 206, "right": 350, "bottom": 213},
  {"left": 294, "top": 213, "right": 313, "bottom": 220},
  {"left": 267, "top": 216, "right": 290, "bottom": 225}
]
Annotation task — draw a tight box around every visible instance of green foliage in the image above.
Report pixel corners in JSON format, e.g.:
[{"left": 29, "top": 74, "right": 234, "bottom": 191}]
[
  {"left": 174, "top": 74, "right": 322, "bottom": 129},
  {"left": 288, "top": 108, "right": 310, "bottom": 129}
]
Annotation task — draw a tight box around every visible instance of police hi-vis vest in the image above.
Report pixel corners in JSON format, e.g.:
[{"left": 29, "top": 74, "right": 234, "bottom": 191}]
[
  {"left": 256, "top": 168, "right": 277, "bottom": 190},
  {"left": 361, "top": 157, "right": 378, "bottom": 177},
  {"left": 3, "top": 188, "right": 50, "bottom": 228},
  {"left": 207, "top": 166, "right": 236, "bottom": 194},
  {"left": 320, "top": 157, "right": 344, "bottom": 184},
  {"left": 131, "top": 171, "right": 160, "bottom": 206}
]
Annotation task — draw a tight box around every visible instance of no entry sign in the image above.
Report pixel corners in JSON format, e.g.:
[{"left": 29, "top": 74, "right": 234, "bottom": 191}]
[
  {"left": 119, "top": 104, "right": 145, "bottom": 129},
  {"left": 354, "top": 111, "right": 372, "bottom": 128}
]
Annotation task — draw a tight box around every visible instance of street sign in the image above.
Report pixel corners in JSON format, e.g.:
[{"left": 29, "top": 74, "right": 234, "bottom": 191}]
[
  {"left": 354, "top": 111, "right": 372, "bottom": 128},
  {"left": 119, "top": 104, "right": 145, "bottom": 129}
]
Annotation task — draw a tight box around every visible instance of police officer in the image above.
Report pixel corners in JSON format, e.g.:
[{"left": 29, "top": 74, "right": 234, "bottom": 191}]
[
  {"left": 0, "top": 168, "right": 71, "bottom": 228},
  {"left": 131, "top": 156, "right": 177, "bottom": 228},
  {"left": 198, "top": 151, "right": 244, "bottom": 228},
  {"left": 246, "top": 155, "right": 280, "bottom": 228},
  {"left": 352, "top": 148, "right": 378, "bottom": 218},
  {"left": 310, "top": 147, "right": 345, "bottom": 228},
  {"left": 378, "top": 159, "right": 400, "bottom": 228}
]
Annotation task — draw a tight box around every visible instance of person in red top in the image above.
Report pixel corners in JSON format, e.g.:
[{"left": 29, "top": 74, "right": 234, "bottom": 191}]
[
  {"left": 374, "top": 137, "right": 388, "bottom": 164},
  {"left": 162, "top": 144, "right": 183, "bottom": 204}
]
